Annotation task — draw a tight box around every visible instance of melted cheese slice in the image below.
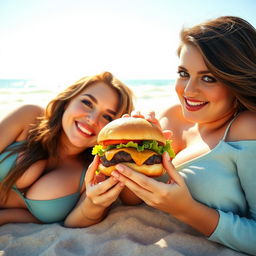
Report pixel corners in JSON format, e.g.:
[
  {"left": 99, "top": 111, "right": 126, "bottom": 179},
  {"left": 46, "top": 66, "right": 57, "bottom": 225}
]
[{"left": 105, "top": 148, "right": 157, "bottom": 166}]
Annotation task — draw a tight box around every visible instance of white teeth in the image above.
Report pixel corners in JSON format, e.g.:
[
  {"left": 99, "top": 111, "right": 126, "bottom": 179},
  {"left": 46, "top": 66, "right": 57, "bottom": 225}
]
[
  {"left": 186, "top": 100, "right": 206, "bottom": 106},
  {"left": 77, "top": 123, "right": 92, "bottom": 135}
]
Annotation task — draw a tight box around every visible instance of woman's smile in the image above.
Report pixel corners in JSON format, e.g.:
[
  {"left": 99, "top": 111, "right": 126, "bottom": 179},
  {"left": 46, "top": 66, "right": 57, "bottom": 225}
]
[
  {"left": 75, "top": 121, "right": 95, "bottom": 137},
  {"left": 61, "top": 81, "right": 119, "bottom": 149},
  {"left": 175, "top": 44, "right": 236, "bottom": 123},
  {"left": 184, "top": 97, "right": 208, "bottom": 112}
]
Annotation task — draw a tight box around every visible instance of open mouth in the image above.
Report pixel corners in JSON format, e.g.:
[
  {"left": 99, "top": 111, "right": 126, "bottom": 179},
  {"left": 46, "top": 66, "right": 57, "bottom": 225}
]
[
  {"left": 76, "top": 122, "right": 95, "bottom": 136},
  {"left": 184, "top": 98, "right": 208, "bottom": 111}
]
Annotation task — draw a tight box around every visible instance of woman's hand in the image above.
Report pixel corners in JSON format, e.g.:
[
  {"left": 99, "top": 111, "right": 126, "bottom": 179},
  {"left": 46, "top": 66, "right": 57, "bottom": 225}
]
[
  {"left": 110, "top": 153, "right": 219, "bottom": 236},
  {"left": 64, "top": 156, "right": 124, "bottom": 228},
  {"left": 110, "top": 152, "right": 194, "bottom": 217},
  {"left": 123, "top": 110, "right": 172, "bottom": 140},
  {"left": 85, "top": 155, "right": 125, "bottom": 209}
]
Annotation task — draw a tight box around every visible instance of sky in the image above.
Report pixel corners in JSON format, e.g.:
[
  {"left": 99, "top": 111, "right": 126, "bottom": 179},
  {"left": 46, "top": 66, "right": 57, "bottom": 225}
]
[{"left": 0, "top": 0, "right": 256, "bottom": 83}]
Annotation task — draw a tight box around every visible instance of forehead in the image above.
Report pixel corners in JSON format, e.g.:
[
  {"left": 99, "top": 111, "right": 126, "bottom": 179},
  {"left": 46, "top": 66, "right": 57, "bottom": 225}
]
[
  {"left": 79, "top": 81, "right": 119, "bottom": 111},
  {"left": 80, "top": 81, "right": 117, "bottom": 96},
  {"left": 179, "top": 44, "right": 207, "bottom": 69}
]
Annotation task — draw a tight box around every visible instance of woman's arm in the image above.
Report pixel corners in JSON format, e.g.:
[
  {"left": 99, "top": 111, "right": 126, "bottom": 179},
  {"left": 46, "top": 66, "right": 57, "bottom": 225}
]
[
  {"left": 208, "top": 112, "right": 256, "bottom": 255},
  {"left": 119, "top": 187, "right": 143, "bottom": 205},
  {"left": 0, "top": 208, "right": 41, "bottom": 225},
  {"left": 64, "top": 156, "right": 124, "bottom": 228},
  {"left": 111, "top": 152, "right": 219, "bottom": 236},
  {"left": 111, "top": 144, "right": 256, "bottom": 255},
  {"left": 0, "top": 104, "right": 47, "bottom": 189},
  {"left": 64, "top": 191, "right": 108, "bottom": 228},
  {"left": 0, "top": 104, "right": 44, "bottom": 152}
]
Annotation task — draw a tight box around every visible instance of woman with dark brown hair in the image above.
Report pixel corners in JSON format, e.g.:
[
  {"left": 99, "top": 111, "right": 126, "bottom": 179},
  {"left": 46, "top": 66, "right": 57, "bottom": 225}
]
[
  {"left": 0, "top": 71, "right": 135, "bottom": 227},
  {"left": 111, "top": 16, "right": 256, "bottom": 255}
]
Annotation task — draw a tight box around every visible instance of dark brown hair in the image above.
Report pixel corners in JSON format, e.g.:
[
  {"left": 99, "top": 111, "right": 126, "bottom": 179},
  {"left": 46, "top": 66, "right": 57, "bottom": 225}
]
[
  {"left": 0, "top": 71, "right": 134, "bottom": 202},
  {"left": 178, "top": 16, "right": 256, "bottom": 112}
]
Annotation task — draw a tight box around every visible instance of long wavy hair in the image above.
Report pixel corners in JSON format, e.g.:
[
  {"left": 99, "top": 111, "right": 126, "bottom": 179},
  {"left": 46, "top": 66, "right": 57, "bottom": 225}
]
[
  {"left": 177, "top": 16, "right": 256, "bottom": 112},
  {"left": 0, "top": 71, "right": 134, "bottom": 203}
]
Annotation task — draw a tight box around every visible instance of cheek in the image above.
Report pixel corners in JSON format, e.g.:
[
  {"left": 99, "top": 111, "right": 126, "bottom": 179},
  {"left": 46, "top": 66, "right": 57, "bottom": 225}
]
[
  {"left": 175, "top": 81, "right": 184, "bottom": 98},
  {"left": 221, "top": 95, "right": 236, "bottom": 109},
  {"left": 62, "top": 109, "right": 69, "bottom": 128},
  {"left": 65, "top": 102, "right": 84, "bottom": 118},
  {"left": 61, "top": 103, "right": 80, "bottom": 129},
  {"left": 209, "top": 88, "right": 231, "bottom": 103}
]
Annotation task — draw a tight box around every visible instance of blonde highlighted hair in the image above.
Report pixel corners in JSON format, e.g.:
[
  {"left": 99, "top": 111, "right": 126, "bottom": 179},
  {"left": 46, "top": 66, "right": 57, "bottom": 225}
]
[{"left": 0, "top": 71, "right": 134, "bottom": 202}]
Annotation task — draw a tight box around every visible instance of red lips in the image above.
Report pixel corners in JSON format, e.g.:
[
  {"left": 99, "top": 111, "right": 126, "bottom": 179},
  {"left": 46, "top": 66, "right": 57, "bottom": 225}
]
[{"left": 184, "top": 97, "right": 208, "bottom": 111}]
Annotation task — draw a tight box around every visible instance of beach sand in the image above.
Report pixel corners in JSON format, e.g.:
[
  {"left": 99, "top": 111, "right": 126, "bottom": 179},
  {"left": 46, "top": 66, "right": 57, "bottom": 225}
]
[{"left": 0, "top": 204, "right": 246, "bottom": 256}]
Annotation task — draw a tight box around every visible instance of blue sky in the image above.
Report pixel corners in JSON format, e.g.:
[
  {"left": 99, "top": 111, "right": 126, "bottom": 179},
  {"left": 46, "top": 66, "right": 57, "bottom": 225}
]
[{"left": 0, "top": 0, "right": 255, "bottom": 82}]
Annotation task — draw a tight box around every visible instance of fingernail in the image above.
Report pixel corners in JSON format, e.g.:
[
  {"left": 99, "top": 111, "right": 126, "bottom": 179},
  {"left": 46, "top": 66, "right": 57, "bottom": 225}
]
[
  {"left": 164, "top": 151, "right": 170, "bottom": 158},
  {"left": 111, "top": 171, "right": 119, "bottom": 178}
]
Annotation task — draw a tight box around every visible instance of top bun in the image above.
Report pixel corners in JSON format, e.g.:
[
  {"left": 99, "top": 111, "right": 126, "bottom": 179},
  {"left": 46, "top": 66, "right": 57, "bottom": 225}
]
[{"left": 97, "top": 117, "right": 166, "bottom": 144}]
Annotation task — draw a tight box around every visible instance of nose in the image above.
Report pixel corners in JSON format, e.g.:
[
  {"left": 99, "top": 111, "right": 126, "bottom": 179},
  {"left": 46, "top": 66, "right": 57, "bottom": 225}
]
[
  {"left": 86, "top": 110, "right": 100, "bottom": 126},
  {"left": 183, "top": 78, "right": 198, "bottom": 97}
]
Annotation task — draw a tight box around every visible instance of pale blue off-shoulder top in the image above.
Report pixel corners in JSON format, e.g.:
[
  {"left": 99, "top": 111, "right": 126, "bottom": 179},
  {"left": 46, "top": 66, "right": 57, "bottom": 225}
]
[{"left": 176, "top": 117, "right": 256, "bottom": 255}]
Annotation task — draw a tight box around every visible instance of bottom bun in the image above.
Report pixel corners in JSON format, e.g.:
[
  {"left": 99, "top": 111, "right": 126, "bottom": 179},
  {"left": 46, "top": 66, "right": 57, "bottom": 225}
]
[{"left": 98, "top": 163, "right": 165, "bottom": 177}]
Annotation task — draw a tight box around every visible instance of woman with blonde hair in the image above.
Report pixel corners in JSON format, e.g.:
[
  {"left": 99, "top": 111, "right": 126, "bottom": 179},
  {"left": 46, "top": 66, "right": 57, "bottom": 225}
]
[{"left": 0, "top": 71, "right": 135, "bottom": 227}]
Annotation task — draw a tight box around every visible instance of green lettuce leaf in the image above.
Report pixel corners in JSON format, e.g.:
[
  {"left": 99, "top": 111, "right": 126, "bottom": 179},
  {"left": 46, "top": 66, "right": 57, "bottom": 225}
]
[{"left": 92, "top": 140, "right": 175, "bottom": 158}]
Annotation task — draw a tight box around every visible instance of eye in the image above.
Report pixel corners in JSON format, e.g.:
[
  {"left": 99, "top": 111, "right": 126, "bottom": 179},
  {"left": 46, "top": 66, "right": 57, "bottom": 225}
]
[
  {"left": 81, "top": 99, "right": 92, "bottom": 108},
  {"left": 202, "top": 75, "right": 217, "bottom": 83},
  {"left": 103, "top": 114, "right": 113, "bottom": 122},
  {"left": 177, "top": 70, "right": 189, "bottom": 78}
]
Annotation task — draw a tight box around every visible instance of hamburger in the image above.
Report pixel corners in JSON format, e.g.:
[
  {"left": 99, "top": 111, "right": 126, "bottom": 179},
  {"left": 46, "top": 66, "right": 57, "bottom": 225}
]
[{"left": 92, "top": 117, "right": 175, "bottom": 177}]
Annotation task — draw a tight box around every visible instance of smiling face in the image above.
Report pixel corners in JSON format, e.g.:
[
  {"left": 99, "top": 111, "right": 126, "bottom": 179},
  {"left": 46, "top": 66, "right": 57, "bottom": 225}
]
[
  {"left": 175, "top": 43, "right": 236, "bottom": 124},
  {"left": 61, "top": 82, "right": 119, "bottom": 153}
]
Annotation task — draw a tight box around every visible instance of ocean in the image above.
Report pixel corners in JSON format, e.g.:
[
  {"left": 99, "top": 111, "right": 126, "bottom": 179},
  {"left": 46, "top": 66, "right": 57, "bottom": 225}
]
[{"left": 0, "top": 79, "right": 178, "bottom": 118}]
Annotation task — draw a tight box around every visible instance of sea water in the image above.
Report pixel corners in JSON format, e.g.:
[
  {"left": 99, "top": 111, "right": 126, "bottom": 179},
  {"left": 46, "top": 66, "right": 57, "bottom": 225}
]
[{"left": 0, "top": 79, "right": 178, "bottom": 118}]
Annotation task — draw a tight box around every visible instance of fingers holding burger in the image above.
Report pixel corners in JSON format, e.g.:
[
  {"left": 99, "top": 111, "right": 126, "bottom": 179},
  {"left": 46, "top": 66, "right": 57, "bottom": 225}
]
[{"left": 92, "top": 117, "right": 175, "bottom": 177}]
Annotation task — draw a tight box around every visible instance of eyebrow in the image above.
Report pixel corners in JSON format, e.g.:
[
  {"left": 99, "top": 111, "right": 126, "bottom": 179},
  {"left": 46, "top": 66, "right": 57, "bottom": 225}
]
[
  {"left": 83, "top": 94, "right": 117, "bottom": 115},
  {"left": 178, "top": 66, "right": 212, "bottom": 74}
]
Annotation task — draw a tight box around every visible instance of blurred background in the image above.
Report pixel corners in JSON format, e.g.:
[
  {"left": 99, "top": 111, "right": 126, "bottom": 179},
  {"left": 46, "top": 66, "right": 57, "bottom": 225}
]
[{"left": 0, "top": 0, "right": 255, "bottom": 116}]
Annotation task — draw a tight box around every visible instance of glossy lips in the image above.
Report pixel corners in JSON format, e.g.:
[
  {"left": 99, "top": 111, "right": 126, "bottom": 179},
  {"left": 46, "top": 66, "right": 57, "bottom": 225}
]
[{"left": 184, "top": 97, "right": 208, "bottom": 111}]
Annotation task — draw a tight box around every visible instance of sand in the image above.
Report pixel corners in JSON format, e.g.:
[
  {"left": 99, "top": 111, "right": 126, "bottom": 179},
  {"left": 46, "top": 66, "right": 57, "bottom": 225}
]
[{"left": 0, "top": 204, "right": 247, "bottom": 256}]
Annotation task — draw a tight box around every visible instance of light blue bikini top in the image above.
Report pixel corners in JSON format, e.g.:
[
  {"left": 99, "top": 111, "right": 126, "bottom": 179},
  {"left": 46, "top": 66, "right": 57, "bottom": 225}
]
[{"left": 0, "top": 141, "right": 86, "bottom": 223}]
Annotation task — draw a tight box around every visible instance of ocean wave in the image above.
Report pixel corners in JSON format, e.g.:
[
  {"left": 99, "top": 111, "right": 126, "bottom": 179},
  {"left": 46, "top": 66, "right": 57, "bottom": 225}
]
[{"left": 0, "top": 79, "right": 176, "bottom": 112}]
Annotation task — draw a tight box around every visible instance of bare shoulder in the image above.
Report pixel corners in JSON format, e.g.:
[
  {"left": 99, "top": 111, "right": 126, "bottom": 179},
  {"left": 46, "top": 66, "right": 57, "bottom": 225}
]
[
  {"left": 8, "top": 104, "right": 44, "bottom": 132},
  {"left": 16, "top": 104, "right": 45, "bottom": 138},
  {"left": 159, "top": 104, "right": 191, "bottom": 153},
  {"left": 1, "top": 104, "right": 44, "bottom": 121},
  {"left": 159, "top": 103, "right": 189, "bottom": 130},
  {"left": 230, "top": 111, "right": 256, "bottom": 140},
  {"left": 0, "top": 104, "right": 45, "bottom": 151},
  {"left": 16, "top": 104, "right": 44, "bottom": 117}
]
